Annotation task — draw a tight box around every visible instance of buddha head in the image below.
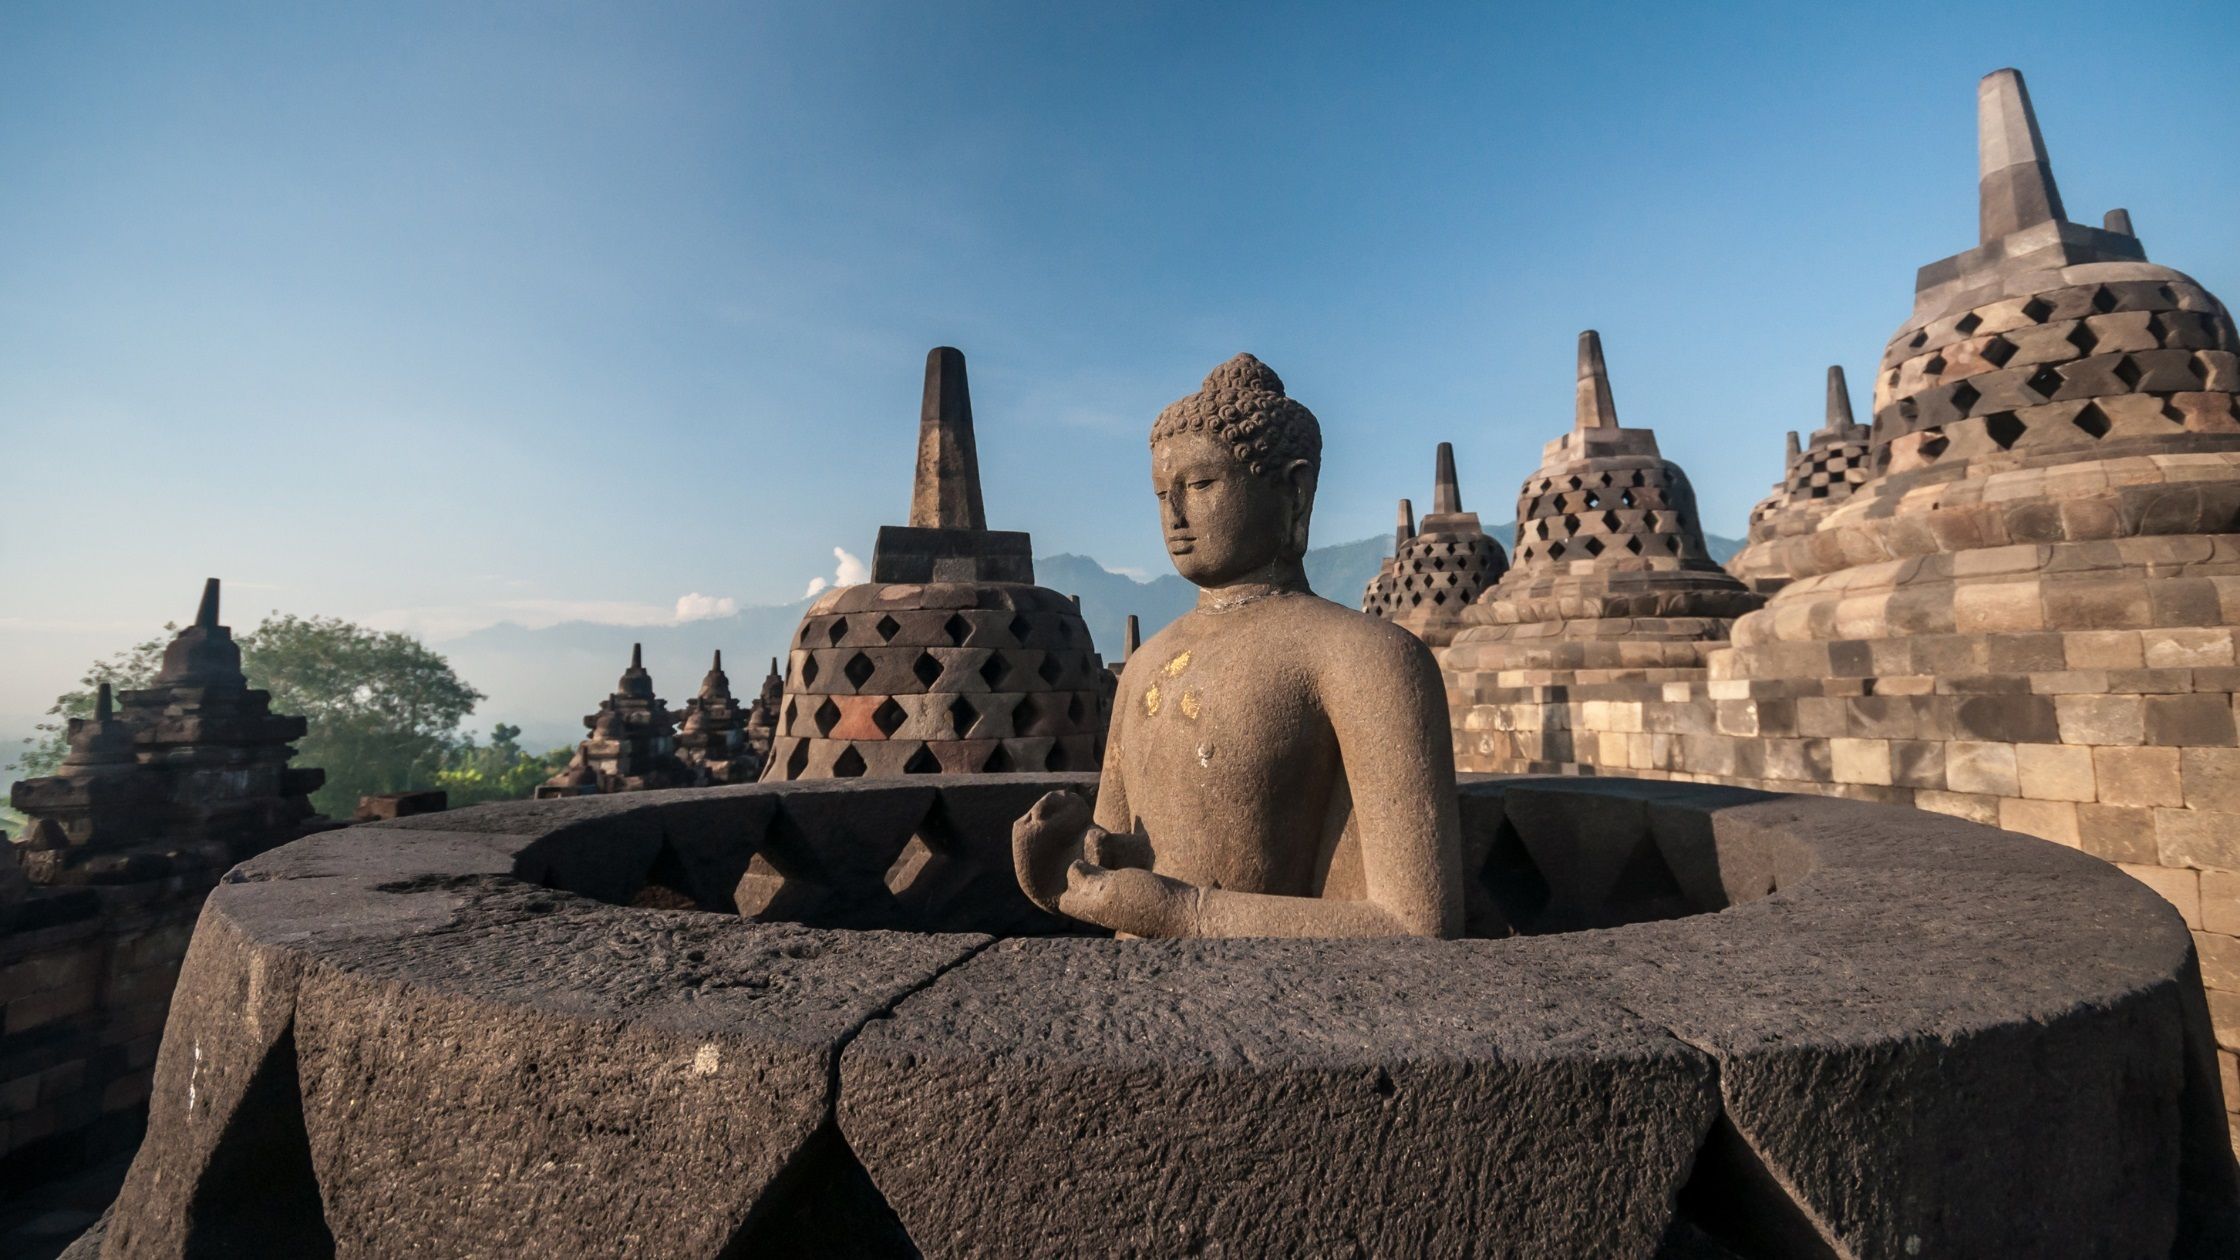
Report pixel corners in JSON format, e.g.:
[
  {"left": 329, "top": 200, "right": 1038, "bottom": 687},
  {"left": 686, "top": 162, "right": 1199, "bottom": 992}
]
[{"left": 1149, "top": 354, "right": 1322, "bottom": 587}]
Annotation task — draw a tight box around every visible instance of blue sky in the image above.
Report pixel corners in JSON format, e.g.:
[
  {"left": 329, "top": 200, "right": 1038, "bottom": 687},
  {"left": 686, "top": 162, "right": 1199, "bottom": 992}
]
[{"left": 4, "top": 1, "right": 2237, "bottom": 729}]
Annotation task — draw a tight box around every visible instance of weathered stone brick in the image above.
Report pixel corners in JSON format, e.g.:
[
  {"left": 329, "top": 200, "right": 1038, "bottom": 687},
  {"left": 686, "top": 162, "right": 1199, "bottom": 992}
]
[
  {"left": 1953, "top": 694, "right": 2060, "bottom": 743},
  {"left": 1830, "top": 738, "right": 1893, "bottom": 787},
  {"left": 2146, "top": 693, "right": 2238, "bottom": 747},
  {"left": 2053, "top": 694, "right": 2145, "bottom": 746},
  {"left": 1999, "top": 797, "right": 2079, "bottom": 846},
  {"left": 2212, "top": 988, "right": 2240, "bottom": 1052},
  {"left": 2144, "top": 627, "right": 2237, "bottom": 669},
  {"left": 2077, "top": 804, "right": 2159, "bottom": 864},
  {"left": 2095, "top": 746, "right": 2182, "bottom": 807},
  {"left": 2015, "top": 743, "right": 2095, "bottom": 802},
  {"left": 2197, "top": 931, "right": 2240, "bottom": 994},
  {"left": 2158, "top": 809, "right": 2240, "bottom": 872},
  {"left": 1913, "top": 789, "right": 2000, "bottom": 824},
  {"left": 2120, "top": 861, "right": 2201, "bottom": 928},
  {"left": 2206, "top": 869, "right": 2240, "bottom": 936},
  {"left": 2063, "top": 629, "right": 2143, "bottom": 669},
  {"left": 1953, "top": 581, "right": 2044, "bottom": 632},
  {"left": 1947, "top": 741, "right": 2020, "bottom": 797},
  {"left": 1888, "top": 740, "right": 1947, "bottom": 790},
  {"left": 2182, "top": 747, "right": 2240, "bottom": 813}
]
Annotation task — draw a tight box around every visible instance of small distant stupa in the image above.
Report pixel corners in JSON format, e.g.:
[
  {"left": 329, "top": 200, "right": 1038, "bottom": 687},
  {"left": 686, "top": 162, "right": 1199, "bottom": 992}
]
[
  {"left": 1727, "top": 366, "right": 1875, "bottom": 594},
  {"left": 1369, "top": 444, "right": 1509, "bottom": 646}
]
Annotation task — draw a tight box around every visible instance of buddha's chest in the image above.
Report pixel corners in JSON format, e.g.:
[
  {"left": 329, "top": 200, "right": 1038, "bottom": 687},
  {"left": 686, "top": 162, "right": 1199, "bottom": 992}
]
[{"left": 1116, "top": 636, "right": 1337, "bottom": 819}]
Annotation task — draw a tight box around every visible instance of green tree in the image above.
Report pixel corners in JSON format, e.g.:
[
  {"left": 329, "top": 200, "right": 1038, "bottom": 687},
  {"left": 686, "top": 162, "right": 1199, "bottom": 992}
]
[
  {"left": 14, "top": 614, "right": 504, "bottom": 818},
  {"left": 432, "top": 723, "right": 575, "bottom": 807},
  {"left": 236, "top": 615, "right": 485, "bottom": 816}
]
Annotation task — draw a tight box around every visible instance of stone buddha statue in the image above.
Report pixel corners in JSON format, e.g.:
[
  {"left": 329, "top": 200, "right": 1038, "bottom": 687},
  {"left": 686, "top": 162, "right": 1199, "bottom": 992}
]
[{"left": 1012, "top": 355, "right": 1463, "bottom": 938}]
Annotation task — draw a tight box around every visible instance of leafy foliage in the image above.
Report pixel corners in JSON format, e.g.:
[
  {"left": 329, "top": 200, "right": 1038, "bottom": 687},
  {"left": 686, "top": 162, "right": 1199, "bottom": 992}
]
[
  {"left": 238, "top": 615, "right": 485, "bottom": 814},
  {"left": 433, "top": 724, "right": 575, "bottom": 808},
  {"left": 13, "top": 614, "right": 575, "bottom": 816}
]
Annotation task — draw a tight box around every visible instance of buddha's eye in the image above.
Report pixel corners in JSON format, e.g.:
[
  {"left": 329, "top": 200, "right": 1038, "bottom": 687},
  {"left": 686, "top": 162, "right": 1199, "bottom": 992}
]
[{"left": 1188, "top": 479, "right": 1215, "bottom": 491}]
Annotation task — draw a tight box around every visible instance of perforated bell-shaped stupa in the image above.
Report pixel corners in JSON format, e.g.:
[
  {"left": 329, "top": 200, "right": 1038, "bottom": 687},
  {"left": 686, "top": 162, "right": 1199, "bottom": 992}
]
[
  {"left": 1371, "top": 445, "right": 1510, "bottom": 647},
  {"left": 1728, "top": 366, "right": 1876, "bottom": 594},
  {"left": 765, "top": 347, "right": 1107, "bottom": 779},
  {"left": 1443, "top": 332, "right": 1762, "bottom": 679},
  {"left": 1359, "top": 499, "right": 1414, "bottom": 619}
]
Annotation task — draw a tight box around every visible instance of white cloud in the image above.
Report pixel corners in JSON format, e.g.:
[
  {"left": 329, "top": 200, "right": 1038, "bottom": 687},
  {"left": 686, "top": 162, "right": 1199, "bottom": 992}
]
[
  {"left": 802, "top": 546, "right": 867, "bottom": 600},
  {"left": 672, "top": 592, "right": 737, "bottom": 622},
  {"left": 366, "top": 592, "right": 742, "bottom": 641}
]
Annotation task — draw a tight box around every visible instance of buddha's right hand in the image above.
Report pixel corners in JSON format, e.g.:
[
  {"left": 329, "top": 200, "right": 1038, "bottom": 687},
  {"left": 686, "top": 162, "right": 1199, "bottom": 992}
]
[{"left": 1012, "top": 790, "right": 1100, "bottom": 915}]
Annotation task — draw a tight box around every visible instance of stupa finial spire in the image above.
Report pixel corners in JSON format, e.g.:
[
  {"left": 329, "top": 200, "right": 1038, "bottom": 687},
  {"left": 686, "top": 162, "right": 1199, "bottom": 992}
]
[
  {"left": 1123, "top": 614, "right": 1141, "bottom": 660},
  {"left": 631, "top": 643, "right": 643, "bottom": 670},
  {"left": 1433, "top": 443, "right": 1462, "bottom": 514},
  {"left": 1395, "top": 498, "right": 1416, "bottom": 554},
  {"left": 908, "top": 346, "right": 986, "bottom": 531},
  {"left": 1824, "top": 365, "right": 1856, "bottom": 433},
  {"left": 1977, "top": 68, "right": 2065, "bottom": 243},
  {"left": 1575, "top": 331, "right": 1618, "bottom": 430},
  {"left": 195, "top": 578, "right": 221, "bottom": 628},
  {"left": 1786, "top": 431, "right": 1803, "bottom": 459},
  {"left": 95, "top": 682, "right": 113, "bottom": 722}
]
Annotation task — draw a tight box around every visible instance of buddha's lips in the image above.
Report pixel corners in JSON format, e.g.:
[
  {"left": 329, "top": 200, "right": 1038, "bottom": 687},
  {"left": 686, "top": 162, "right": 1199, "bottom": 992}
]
[{"left": 1167, "top": 536, "right": 1195, "bottom": 553}]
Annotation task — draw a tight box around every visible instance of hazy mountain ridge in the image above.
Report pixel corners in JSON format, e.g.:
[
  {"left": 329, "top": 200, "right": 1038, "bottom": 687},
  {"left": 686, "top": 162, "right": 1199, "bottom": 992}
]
[{"left": 441, "top": 526, "right": 1741, "bottom": 747}]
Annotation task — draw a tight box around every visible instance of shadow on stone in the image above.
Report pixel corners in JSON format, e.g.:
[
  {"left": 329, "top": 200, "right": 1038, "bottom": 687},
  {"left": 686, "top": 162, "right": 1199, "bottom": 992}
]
[
  {"left": 1669, "top": 1113, "right": 1838, "bottom": 1260},
  {"left": 186, "top": 1024, "right": 333, "bottom": 1258},
  {"left": 721, "top": 1124, "right": 917, "bottom": 1259}
]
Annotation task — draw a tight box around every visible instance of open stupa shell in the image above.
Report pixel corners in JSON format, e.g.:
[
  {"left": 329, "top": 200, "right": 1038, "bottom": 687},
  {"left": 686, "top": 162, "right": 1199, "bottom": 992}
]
[{"left": 73, "top": 774, "right": 2238, "bottom": 1257}]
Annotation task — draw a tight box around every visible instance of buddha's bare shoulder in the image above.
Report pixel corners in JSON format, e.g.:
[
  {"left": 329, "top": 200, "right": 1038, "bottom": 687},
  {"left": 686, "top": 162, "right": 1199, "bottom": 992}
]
[{"left": 1280, "top": 594, "right": 1438, "bottom": 674}]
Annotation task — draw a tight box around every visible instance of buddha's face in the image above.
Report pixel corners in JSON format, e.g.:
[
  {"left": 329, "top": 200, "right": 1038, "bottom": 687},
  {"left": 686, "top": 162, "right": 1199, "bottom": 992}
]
[{"left": 1152, "top": 430, "right": 1313, "bottom": 587}]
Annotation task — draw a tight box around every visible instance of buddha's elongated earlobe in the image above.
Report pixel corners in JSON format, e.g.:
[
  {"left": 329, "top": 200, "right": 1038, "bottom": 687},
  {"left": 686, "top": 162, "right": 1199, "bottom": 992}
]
[{"left": 1286, "top": 461, "right": 1317, "bottom": 558}]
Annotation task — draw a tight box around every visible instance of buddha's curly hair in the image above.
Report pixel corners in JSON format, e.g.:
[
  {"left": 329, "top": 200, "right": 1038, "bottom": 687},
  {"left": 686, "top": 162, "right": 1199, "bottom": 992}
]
[{"left": 1150, "top": 353, "right": 1322, "bottom": 483}]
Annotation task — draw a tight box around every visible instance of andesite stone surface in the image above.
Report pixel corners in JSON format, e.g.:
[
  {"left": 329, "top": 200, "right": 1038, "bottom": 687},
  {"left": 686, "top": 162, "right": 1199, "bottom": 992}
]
[
  {"left": 536, "top": 643, "right": 694, "bottom": 797},
  {"left": 764, "top": 347, "right": 1108, "bottom": 781},
  {"left": 1365, "top": 444, "right": 1511, "bottom": 646},
  {"left": 74, "top": 774, "right": 2237, "bottom": 1257}
]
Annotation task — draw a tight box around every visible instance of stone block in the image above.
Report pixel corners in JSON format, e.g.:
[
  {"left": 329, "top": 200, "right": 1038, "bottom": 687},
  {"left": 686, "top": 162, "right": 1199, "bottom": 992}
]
[
  {"left": 2098, "top": 746, "right": 2184, "bottom": 808},
  {"left": 2182, "top": 748, "right": 2240, "bottom": 814},
  {"left": 2078, "top": 805, "right": 2160, "bottom": 865},
  {"left": 2065, "top": 630, "right": 2145, "bottom": 669},
  {"left": 2000, "top": 798, "right": 2080, "bottom": 847},
  {"left": 1955, "top": 694, "right": 2061, "bottom": 744},
  {"left": 2207, "top": 870, "right": 2240, "bottom": 937},
  {"left": 2017, "top": 743, "right": 2096, "bottom": 802},
  {"left": 1890, "top": 740, "right": 1948, "bottom": 791},
  {"left": 2148, "top": 695, "right": 2239, "bottom": 748},
  {"left": 2158, "top": 810, "right": 2240, "bottom": 874},
  {"left": 2146, "top": 629, "right": 2237, "bottom": 670},
  {"left": 2213, "top": 991, "right": 2240, "bottom": 1054},
  {"left": 1948, "top": 742, "right": 2021, "bottom": 797},
  {"left": 2056, "top": 694, "right": 2146, "bottom": 746},
  {"left": 1955, "top": 582, "right": 2045, "bottom": 633},
  {"left": 1831, "top": 738, "right": 1893, "bottom": 787},
  {"left": 2119, "top": 862, "right": 2201, "bottom": 928},
  {"left": 842, "top": 939, "right": 1720, "bottom": 1258},
  {"left": 1795, "top": 697, "right": 1847, "bottom": 738},
  {"left": 2197, "top": 932, "right": 2240, "bottom": 996},
  {"left": 1914, "top": 790, "right": 2001, "bottom": 825}
]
